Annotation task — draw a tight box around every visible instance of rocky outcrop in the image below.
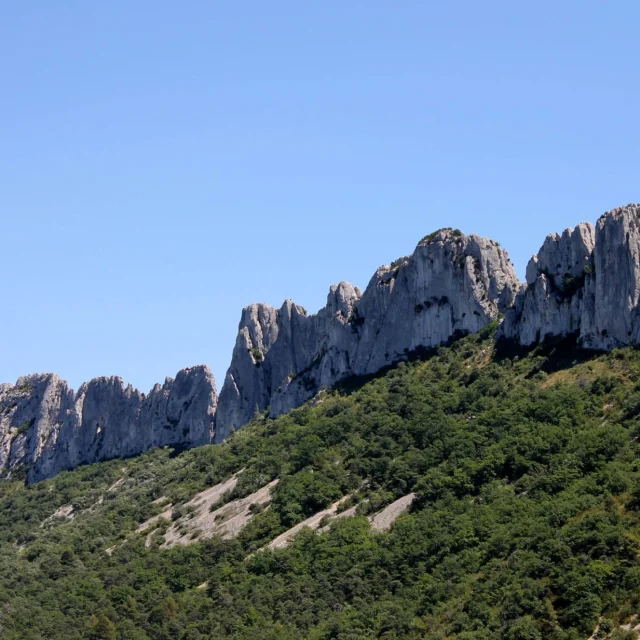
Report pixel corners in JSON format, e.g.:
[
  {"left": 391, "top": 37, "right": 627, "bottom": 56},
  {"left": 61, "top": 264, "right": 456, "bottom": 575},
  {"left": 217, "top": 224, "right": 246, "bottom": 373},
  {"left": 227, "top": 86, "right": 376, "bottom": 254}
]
[
  {"left": 0, "top": 374, "right": 74, "bottom": 479},
  {"left": 586, "top": 204, "right": 640, "bottom": 348},
  {"left": 0, "top": 366, "right": 217, "bottom": 482},
  {"left": 215, "top": 282, "right": 363, "bottom": 441},
  {"left": 499, "top": 204, "right": 640, "bottom": 349},
  {"left": 216, "top": 229, "right": 520, "bottom": 439},
  {"left": 6, "top": 205, "right": 640, "bottom": 482},
  {"left": 350, "top": 231, "right": 518, "bottom": 374},
  {"left": 499, "top": 223, "right": 596, "bottom": 345}
]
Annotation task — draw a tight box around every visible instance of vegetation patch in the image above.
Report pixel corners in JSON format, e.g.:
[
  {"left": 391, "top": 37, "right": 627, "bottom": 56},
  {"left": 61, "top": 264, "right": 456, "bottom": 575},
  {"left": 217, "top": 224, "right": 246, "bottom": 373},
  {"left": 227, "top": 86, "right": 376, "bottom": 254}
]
[
  {"left": 3, "top": 332, "right": 640, "bottom": 637},
  {"left": 13, "top": 418, "right": 35, "bottom": 437},
  {"left": 419, "top": 227, "right": 463, "bottom": 245}
]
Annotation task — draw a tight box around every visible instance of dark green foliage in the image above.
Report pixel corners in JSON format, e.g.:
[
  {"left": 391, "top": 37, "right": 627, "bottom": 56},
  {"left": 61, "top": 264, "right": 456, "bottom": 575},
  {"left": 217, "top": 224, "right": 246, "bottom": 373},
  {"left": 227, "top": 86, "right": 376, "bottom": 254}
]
[
  {"left": 14, "top": 418, "right": 35, "bottom": 436},
  {"left": 2, "top": 334, "right": 640, "bottom": 638},
  {"left": 348, "top": 308, "right": 365, "bottom": 333},
  {"left": 419, "top": 227, "right": 463, "bottom": 245},
  {"left": 12, "top": 382, "right": 33, "bottom": 394},
  {"left": 87, "top": 614, "right": 117, "bottom": 640},
  {"left": 562, "top": 271, "right": 587, "bottom": 297}
]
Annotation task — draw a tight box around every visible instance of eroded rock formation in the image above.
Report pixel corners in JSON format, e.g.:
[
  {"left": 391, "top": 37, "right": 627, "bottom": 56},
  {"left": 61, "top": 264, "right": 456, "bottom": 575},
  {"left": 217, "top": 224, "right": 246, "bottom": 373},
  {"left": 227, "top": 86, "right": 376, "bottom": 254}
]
[
  {"left": 216, "top": 229, "right": 520, "bottom": 439},
  {"left": 499, "top": 204, "right": 640, "bottom": 349},
  {"left": 5, "top": 205, "right": 640, "bottom": 482},
  {"left": 0, "top": 366, "right": 217, "bottom": 482}
]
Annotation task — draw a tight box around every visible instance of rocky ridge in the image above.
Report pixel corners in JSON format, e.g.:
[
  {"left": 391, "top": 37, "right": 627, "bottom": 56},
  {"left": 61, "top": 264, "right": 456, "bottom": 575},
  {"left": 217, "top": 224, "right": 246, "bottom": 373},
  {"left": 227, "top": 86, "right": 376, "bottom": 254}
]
[
  {"left": 215, "top": 229, "right": 520, "bottom": 440},
  {"left": 0, "top": 366, "right": 217, "bottom": 482},
  {"left": 3, "top": 204, "right": 640, "bottom": 481},
  {"left": 499, "top": 203, "right": 640, "bottom": 349}
]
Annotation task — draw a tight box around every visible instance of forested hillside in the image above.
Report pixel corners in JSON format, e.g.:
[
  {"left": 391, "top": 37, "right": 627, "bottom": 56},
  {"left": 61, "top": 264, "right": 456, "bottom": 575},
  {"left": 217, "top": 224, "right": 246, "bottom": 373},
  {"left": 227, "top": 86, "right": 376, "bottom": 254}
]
[{"left": 2, "top": 326, "right": 640, "bottom": 639}]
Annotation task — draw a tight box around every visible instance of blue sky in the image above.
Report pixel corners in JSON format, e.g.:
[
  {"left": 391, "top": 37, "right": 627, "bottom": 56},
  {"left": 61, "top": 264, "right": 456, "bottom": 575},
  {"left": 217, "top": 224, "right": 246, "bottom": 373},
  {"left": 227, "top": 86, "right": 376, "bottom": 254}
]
[{"left": 1, "top": 1, "right": 638, "bottom": 393}]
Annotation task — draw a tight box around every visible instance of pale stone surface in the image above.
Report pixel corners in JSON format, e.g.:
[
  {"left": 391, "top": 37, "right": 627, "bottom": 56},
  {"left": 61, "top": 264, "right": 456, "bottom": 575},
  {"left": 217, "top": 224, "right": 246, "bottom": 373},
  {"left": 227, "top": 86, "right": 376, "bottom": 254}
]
[
  {"left": 369, "top": 493, "right": 415, "bottom": 531},
  {"left": 217, "top": 230, "right": 520, "bottom": 437},
  {"left": 266, "top": 495, "right": 351, "bottom": 550},
  {"left": 0, "top": 374, "right": 75, "bottom": 480},
  {"left": 315, "top": 494, "right": 416, "bottom": 532},
  {"left": 263, "top": 492, "right": 415, "bottom": 548},
  {"left": 0, "top": 366, "right": 218, "bottom": 482},
  {"left": 160, "top": 477, "right": 278, "bottom": 548},
  {"left": 586, "top": 204, "right": 640, "bottom": 348},
  {"left": 137, "top": 505, "right": 174, "bottom": 535},
  {"left": 500, "top": 204, "right": 640, "bottom": 349},
  {"left": 351, "top": 232, "right": 518, "bottom": 376},
  {"left": 40, "top": 503, "right": 75, "bottom": 528},
  {"left": 500, "top": 223, "right": 595, "bottom": 346}
]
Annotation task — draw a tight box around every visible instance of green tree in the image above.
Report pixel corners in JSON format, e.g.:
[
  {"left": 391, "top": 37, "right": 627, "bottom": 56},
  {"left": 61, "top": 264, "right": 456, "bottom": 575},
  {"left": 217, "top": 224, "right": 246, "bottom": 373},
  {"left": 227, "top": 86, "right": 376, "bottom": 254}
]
[{"left": 87, "top": 614, "right": 117, "bottom": 640}]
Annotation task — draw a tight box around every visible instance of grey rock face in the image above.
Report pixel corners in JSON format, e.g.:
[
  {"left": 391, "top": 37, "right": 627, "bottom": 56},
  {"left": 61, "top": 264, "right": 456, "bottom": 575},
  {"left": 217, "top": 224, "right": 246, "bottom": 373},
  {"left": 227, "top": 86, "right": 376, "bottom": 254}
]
[
  {"left": 499, "top": 204, "right": 640, "bottom": 349},
  {"left": 0, "top": 374, "right": 74, "bottom": 478},
  {"left": 582, "top": 204, "right": 640, "bottom": 348},
  {"left": 215, "top": 284, "right": 361, "bottom": 442},
  {"left": 500, "top": 222, "right": 596, "bottom": 346},
  {"left": 0, "top": 366, "right": 217, "bottom": 482},
  {"left": 351, "top": 231, "right": 518, "bottom": 376},
  {"left": 217, "top": 229, "right": 520, "bottom": 437},
  {"left": 160, "top": 365, "right": 218, "bottom": 447}
]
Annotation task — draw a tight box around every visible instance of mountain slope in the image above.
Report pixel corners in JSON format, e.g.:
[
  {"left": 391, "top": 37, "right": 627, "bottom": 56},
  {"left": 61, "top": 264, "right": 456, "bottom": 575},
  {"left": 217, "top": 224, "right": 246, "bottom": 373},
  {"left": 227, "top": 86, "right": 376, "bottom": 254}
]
[{"left": 2, "top": 328, "right": 640, "bottom": 639}]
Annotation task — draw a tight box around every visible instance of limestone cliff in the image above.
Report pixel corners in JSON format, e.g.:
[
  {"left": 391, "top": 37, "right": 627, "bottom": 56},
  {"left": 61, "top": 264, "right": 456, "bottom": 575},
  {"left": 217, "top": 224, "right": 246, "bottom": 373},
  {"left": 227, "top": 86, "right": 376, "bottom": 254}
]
[
  {"left": 0, "top": 366, "right": 217, "bottom": 482},
  {"left": 0, "top": 374, "right": 74, "bottom": 479},
  {"left": 586, "top": 204, "right": 640, "bottom": 348},
  {"left": 499, "top": 204, "right": 640, "bottom": 349},
  {"left": 216, "top": 229, "right": 520, "bottom": 438}
]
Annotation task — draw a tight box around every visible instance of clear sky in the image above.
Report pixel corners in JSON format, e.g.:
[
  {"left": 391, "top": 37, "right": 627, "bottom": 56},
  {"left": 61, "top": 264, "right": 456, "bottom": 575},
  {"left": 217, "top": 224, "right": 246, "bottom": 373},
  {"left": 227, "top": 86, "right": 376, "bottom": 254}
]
[{"left": 1, "top": 1, "right": 638, "bottom": 393}]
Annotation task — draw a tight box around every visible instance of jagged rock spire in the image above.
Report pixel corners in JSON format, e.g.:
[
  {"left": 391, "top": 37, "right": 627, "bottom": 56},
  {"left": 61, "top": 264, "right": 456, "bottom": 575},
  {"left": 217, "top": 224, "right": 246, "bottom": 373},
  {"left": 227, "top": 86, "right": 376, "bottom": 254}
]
[
  {"left": 0, "top": 366, "right": 217, "bottom": 482},
  {"left": 499, "top": 203, "right": 640, "bottom": 349}
]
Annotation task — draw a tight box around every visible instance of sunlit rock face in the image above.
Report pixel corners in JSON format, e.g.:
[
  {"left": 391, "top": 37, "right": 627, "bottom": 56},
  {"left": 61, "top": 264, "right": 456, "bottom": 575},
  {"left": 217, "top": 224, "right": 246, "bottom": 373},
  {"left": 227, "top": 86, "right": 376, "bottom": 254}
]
[
  {"left": 0, "top": 374, "right": 74, "bottom": 480},
  {"left": 499, "top": 204, "right": 640, "bottom": 350},
  {"left": 217, "top": 229, "right": 520, "bottom": 438},
  {"left": 499, "top": 222, "right": 596, "bottom": 346},
  {"left": 215, "top": 283, "right": 361, "bottom": 442},
  {"left": 0, "top": 366, "right": 217, "bottom": 482},
  {"left": 586, "top": 204, "right": 640, "bottom": 348},
  {"left": 350, "top": 230, "right": 519, "bottom": 376}
]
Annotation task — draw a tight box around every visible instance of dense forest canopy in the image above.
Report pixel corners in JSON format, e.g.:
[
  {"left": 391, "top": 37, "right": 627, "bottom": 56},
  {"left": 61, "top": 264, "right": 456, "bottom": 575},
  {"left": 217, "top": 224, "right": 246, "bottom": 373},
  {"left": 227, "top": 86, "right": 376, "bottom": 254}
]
[{"left": 2, "top": 326, "right": 640, "bottom": 639}]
